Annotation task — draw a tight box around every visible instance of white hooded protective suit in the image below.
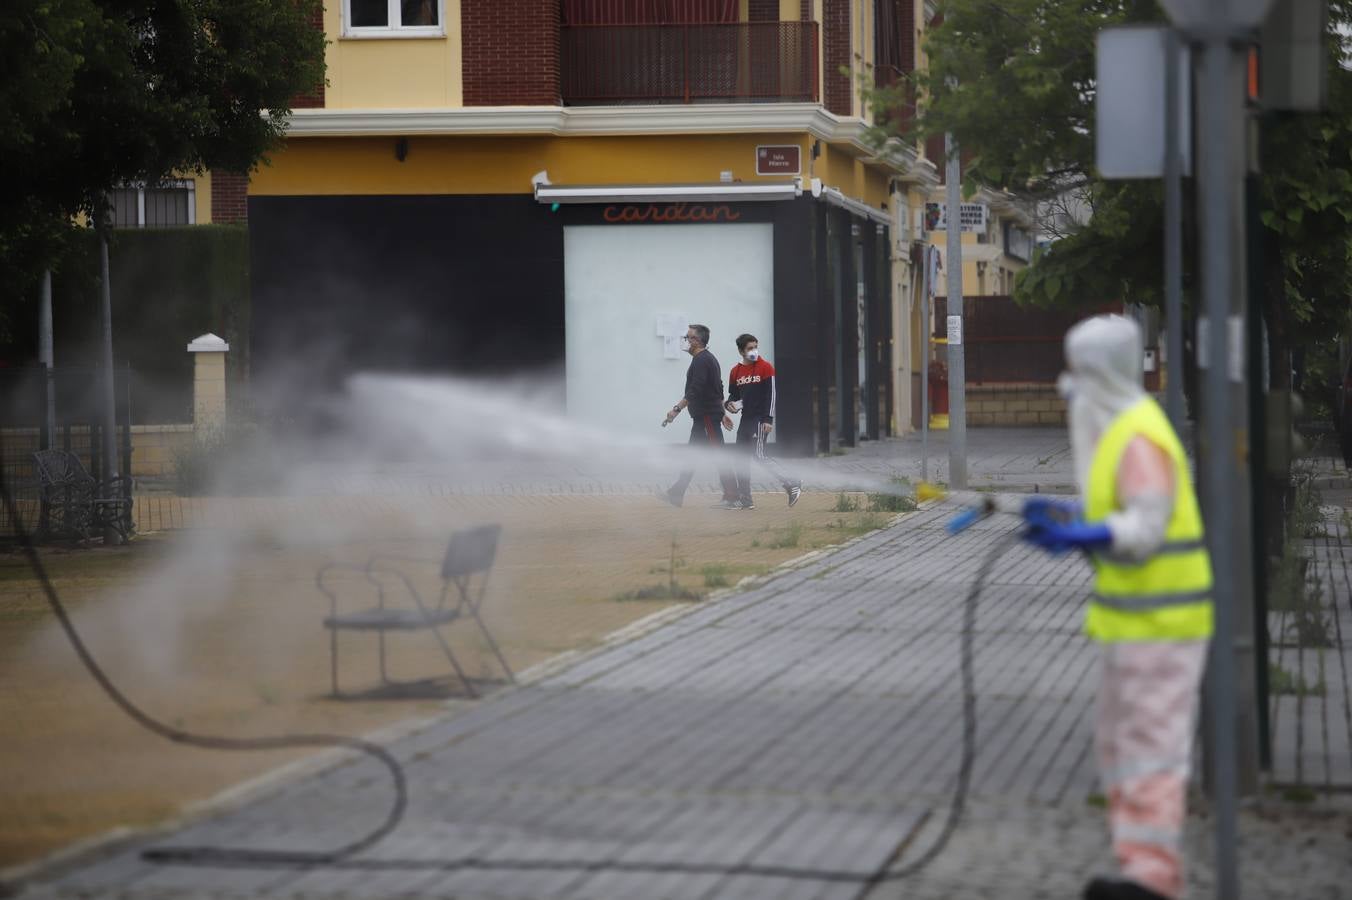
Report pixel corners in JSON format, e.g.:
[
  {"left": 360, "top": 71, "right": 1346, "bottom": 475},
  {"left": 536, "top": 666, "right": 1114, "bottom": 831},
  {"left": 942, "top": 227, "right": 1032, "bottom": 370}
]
[{"left": 1060, "top": 315, "right": 1207, "bottom": 900}]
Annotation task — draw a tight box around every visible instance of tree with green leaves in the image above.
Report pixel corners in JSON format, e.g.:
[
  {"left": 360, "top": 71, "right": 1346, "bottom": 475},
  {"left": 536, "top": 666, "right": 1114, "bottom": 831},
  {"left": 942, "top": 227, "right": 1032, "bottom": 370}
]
[
  {"left": 0, "top": 0, "right": 325, "bottom": 338},
  {"left": 866, "top": 0, "right": 1352, "bottom": 401}
]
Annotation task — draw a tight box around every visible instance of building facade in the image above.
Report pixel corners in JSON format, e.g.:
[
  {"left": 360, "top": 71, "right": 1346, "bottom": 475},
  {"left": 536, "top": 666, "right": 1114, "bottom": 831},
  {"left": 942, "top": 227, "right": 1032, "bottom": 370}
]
[{"left": 239, "top": 0, "right": 941, "bottom": 454}]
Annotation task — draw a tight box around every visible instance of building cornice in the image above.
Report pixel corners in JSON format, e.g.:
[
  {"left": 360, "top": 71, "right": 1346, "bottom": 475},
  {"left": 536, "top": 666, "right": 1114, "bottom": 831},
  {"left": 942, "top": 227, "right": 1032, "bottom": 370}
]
[
  {"left": 976, "top": 186, "right": 1037, "bottom": 229},
  {"left": 279, "top": 104, "right": 927, "bottom": 178}
]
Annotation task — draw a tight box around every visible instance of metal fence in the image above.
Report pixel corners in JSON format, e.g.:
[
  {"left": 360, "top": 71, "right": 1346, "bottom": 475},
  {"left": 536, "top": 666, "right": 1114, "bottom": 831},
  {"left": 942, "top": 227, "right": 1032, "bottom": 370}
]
[
  {"left": 561, "top": 22, "right": 819, "bottom": 104},
  {"left": 0, "top": 365, "right": 134, "bottom": 541},
  {"left": 933, "top": 296, "right": 1121, "bottom": 384},
  {"left": 1264, "top": 462, "right": 1352, "bottom": 790}
]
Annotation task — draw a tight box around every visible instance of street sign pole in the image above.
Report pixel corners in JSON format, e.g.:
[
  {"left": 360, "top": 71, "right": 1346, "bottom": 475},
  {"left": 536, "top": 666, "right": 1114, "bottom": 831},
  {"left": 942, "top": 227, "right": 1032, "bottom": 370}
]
[
  {"left": 920, "top": 247, "right": 930, "bottom": 483},
  {"left": 98, "top": 222, "right": 121, "bottom": 543},
  {"left": 1164, "top": 29, "right": 1186, "bottom": 433},
  {"left": 39, "top": 270, "right": 56, "bottom": 446},
  {"left": 1197, "top": 28, "right": 1244, "bottom": 900},
  {"left": 945, "top": 133, "right": 967, "bottom": 489}
]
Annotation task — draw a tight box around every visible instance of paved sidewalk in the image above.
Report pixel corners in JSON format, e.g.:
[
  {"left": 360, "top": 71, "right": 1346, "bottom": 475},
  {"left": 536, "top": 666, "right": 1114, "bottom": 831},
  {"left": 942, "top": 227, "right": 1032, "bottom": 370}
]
[{"left": 19, "top": 504, "right": 1351, "bottom": 899}]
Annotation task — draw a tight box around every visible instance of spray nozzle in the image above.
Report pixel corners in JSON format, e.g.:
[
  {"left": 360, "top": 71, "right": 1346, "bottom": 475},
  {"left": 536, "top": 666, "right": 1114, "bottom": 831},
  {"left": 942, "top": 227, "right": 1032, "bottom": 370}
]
[{"left": 945, "top": 498, "right": 997, "bottom": 535}]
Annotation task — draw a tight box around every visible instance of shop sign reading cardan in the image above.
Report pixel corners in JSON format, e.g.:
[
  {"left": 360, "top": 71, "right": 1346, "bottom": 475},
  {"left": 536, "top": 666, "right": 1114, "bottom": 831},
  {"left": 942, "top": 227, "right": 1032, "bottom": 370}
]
[{"left": 602, "top": 203, "right": 742, "bottom": 223}]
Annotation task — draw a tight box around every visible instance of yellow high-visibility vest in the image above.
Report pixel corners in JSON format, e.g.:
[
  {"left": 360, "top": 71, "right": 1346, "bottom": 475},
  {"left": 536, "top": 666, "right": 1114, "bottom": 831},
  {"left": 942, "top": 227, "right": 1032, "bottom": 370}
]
[{"left": 1084, "top": 398, "right": 1214, "bottom": 642}]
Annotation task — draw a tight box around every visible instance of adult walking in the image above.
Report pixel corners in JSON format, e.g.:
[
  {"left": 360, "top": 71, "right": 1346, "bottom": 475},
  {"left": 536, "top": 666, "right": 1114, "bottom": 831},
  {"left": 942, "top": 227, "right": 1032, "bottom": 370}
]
[
  {"left": 659, "top": 323, "right": 739, "bottom": 509},
  {"left": 725, "top": 333, "right": 802, "bottom": 509},
  {"left": 1019, "top": 316, "right": 1212, "bottom": 900}
]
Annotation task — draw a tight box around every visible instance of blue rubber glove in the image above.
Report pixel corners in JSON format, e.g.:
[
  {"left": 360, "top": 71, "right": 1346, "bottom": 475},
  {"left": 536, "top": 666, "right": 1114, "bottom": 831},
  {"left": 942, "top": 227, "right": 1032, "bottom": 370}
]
[
  {"left": 1021, "top": 496, "right": 1082, "bottom": 528},
  {"left": 1020, "top": 497, "right": 1109, "bottom": 554},
  {"left": 1023, "top": 520, "right": 1113, "bottom": 554}
]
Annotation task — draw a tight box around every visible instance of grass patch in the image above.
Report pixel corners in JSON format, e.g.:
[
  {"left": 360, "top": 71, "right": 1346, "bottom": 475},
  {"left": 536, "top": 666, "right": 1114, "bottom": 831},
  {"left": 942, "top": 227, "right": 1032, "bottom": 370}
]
[
  {"left": 1267, "top": 473, "right": 1335, "bottom": 648},
  {"left": 615, "top": 583, "right": 703, "bottom": 602},
  {"left": 1290, "top": 475, "right": 1327, "bottom": 539},
  {"left": 767, "top": 521, "right": 803, "bottom": 549},
  {"left": 834, "top": 492, "right": 861, "bottom": 512},
  {"left": 1086, "top": 793, "right": 1107, "bottom": 809},
  {"left": 702, "top": 564, "right": 731, "bottom": 588},
  {"left": 856, "top": 512, "right": 885, "bottom": 532},
  {"left": 867, "top": 492, "right": 917, "bottom": 513},
  {"left": 1281, "top": 786, "right": 1318, "bottom": 804},
  {"left": 1269, "top": 661, "right": 1326, "bottom": 697}
]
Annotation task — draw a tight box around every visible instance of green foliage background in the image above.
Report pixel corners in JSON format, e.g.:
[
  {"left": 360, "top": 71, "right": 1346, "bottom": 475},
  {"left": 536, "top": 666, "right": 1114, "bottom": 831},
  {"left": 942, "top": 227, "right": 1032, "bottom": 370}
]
[
  {"left": 0, "top": 0, "right": 323, "bottom": 338},
  {"left": 864, "top": 0, "right": 1352, "bottom": 387},
  {"left": 1, "top": 226, "right": 250, "bottom": 423}
]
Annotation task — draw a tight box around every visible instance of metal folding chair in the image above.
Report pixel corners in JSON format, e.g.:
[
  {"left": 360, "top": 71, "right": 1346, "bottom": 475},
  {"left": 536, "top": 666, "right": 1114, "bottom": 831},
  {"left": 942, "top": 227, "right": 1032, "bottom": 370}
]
[
  {"left": 316, "top": 524, "right": 515, "bottom": 699},
  {"left": 32, "top": 449, "right": 133, "bottom": 543}
]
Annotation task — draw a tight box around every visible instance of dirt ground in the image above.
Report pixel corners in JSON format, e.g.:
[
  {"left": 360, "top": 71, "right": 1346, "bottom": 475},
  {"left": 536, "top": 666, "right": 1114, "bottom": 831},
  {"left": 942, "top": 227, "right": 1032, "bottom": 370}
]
[{"left": 0, "top": 490, "right": 900, "bottom": 868}]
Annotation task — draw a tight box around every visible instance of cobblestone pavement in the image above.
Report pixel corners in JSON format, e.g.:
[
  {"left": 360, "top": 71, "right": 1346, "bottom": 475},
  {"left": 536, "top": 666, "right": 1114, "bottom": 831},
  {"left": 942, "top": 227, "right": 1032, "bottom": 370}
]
[
  {"left": 1269, "top": 500, "right": 1352, "bottom": 789},
  {"left": 18, "top": 502, "right": 1352, "bottom": 899}
]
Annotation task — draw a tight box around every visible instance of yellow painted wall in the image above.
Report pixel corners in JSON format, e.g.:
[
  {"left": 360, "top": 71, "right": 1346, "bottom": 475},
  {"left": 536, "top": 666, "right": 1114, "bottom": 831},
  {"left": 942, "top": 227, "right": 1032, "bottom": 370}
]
[
  {"left": 194, "top": 170, "right": 212, "bottom": 224},
  {"left": 254, "top": 133, "right": 879, "bottom": 197},
  {"left": 780, "top": 0, "right": 800, "bottom": 20},
  {"left": 818, "top": 143, "right": 854, "bottom": 196},
  {"left": 811, "top": 143, "right": 889, "bottom": 209},
  {"left": 250, "top": 133, "right": 897, "bottom": 219},
  {"left": 323, "top": 0, "right": 463, "bottom": 109}
]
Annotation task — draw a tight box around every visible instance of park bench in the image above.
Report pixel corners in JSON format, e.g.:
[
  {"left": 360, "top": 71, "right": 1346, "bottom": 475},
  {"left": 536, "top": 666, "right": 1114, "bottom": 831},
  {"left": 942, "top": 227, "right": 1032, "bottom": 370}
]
[
  {"left": 32, "top": 449, "right": 134, "bottom": 544},
  {"left": 315, "top": 524, "right": 516, "bottom": 699}
]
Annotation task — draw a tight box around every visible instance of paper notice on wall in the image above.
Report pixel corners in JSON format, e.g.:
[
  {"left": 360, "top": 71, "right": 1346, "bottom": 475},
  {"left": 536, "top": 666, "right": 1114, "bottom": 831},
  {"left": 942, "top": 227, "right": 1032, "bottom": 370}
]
[
  {"left": 947, "top": 315, "right": 963, "bottom": 346},
  {"left": 656, "top": 313, "right": 687, "bottom": 338},
  {"left": 663, "top": 335, "right": 683, "bottom": 359}
]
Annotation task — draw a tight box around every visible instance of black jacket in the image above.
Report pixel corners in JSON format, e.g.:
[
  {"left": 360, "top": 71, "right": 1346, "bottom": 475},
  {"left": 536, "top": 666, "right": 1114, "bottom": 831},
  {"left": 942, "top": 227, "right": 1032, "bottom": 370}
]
[{"left": 683, "top": 349, "right": 726, "bottom": 419}]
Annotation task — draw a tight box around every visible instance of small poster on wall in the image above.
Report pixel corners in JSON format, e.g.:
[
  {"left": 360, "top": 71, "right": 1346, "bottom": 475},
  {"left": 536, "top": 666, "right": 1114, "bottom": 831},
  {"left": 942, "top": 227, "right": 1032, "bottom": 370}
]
[{"left": 656, "top": 313, "right": 688, "bottom": 359}]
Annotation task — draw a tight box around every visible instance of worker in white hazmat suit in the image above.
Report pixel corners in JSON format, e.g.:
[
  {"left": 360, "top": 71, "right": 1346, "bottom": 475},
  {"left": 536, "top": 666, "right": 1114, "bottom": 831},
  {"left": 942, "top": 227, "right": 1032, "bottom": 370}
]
[{"left": 1020, "top": 315, "right": 1213, "bottom": 900}]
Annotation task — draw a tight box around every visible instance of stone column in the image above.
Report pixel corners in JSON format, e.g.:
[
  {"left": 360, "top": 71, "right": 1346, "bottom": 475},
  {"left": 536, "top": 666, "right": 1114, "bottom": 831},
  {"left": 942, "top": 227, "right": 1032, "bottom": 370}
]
[{"left": 187, "top": 333, "right": 229, "bottom": 437}]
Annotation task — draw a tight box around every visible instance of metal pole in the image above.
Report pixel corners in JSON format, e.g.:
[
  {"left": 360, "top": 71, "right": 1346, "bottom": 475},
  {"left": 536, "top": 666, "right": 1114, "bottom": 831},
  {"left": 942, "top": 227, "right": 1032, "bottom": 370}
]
[
  {"left": 1164, "top": 29, "right": 1186, "bottom": 433},
  {"left": 39, "top": 270, "right": 56, "bottom": 446},
  {"left": 944, "top": 133, "right": 967, "bottom": 489},
  {"left": 98, "top": 227, "right": 121, "bottom": 524},
  {"left": 921, "top": 247, "right": 930, "bottom": 482},
  {"left": 1197, "top": 33, "right": 1240, "bottom": 900}
]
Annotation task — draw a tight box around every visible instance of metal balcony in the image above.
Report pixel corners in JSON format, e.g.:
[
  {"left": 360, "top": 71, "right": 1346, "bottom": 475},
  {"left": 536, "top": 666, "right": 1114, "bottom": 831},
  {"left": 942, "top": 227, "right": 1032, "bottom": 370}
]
[{"left": 561, "top": 21, "right": 819, "bottom": 105}]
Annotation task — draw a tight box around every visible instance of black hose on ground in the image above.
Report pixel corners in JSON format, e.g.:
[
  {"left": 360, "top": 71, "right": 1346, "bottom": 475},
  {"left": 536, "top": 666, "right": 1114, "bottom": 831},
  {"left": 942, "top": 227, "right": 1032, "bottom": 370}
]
[{"left": 1, "top": 471, "right": 1019, "bottom": 891}]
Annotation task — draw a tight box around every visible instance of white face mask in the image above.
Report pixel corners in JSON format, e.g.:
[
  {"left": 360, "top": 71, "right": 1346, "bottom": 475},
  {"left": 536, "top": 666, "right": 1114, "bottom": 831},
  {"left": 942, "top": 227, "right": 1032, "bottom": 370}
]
[{"left": 745, "top": 349, "right": 759, "bottom": 363}]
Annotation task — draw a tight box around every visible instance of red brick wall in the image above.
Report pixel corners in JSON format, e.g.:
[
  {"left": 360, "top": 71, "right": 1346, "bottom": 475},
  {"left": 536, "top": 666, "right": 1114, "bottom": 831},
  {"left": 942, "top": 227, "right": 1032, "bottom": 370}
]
[
  {"left": 822, "top": 0, "right": 851, "bottom": 115},
  {"left": 291, "top": 2, "right": 326, "bottom": 109},
  {"left": 749, "top": 0, "right": 779, "bottom": 20},
  {"left": 462, "top": 0, "right": 560, "bottom": 106},
  {"left": 211, "top": 173, "right": 249, "bottom": 224}
]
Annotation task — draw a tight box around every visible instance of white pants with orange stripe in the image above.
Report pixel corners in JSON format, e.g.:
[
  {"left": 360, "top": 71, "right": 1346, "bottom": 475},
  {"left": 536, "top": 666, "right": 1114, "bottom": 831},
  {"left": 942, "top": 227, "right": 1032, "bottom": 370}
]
[{"left": 1095, "top": 640, "right": 1208, "bottom": 899}]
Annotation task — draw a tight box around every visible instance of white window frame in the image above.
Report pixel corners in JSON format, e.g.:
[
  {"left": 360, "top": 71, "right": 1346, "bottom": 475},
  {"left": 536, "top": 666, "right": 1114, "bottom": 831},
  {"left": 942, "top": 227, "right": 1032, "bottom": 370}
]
[
  {"left": 112, "top": 180, "right": 196, "bottom": 228},
  {"left": 341, "top": 0, "right": 445, "bottom": 39}
]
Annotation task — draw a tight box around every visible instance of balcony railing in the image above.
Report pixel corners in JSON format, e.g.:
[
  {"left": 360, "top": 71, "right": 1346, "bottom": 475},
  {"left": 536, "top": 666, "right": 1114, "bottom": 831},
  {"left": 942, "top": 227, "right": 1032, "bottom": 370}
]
[{"left": 561, "top": 22, "right": 819, "bottom": 105}]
